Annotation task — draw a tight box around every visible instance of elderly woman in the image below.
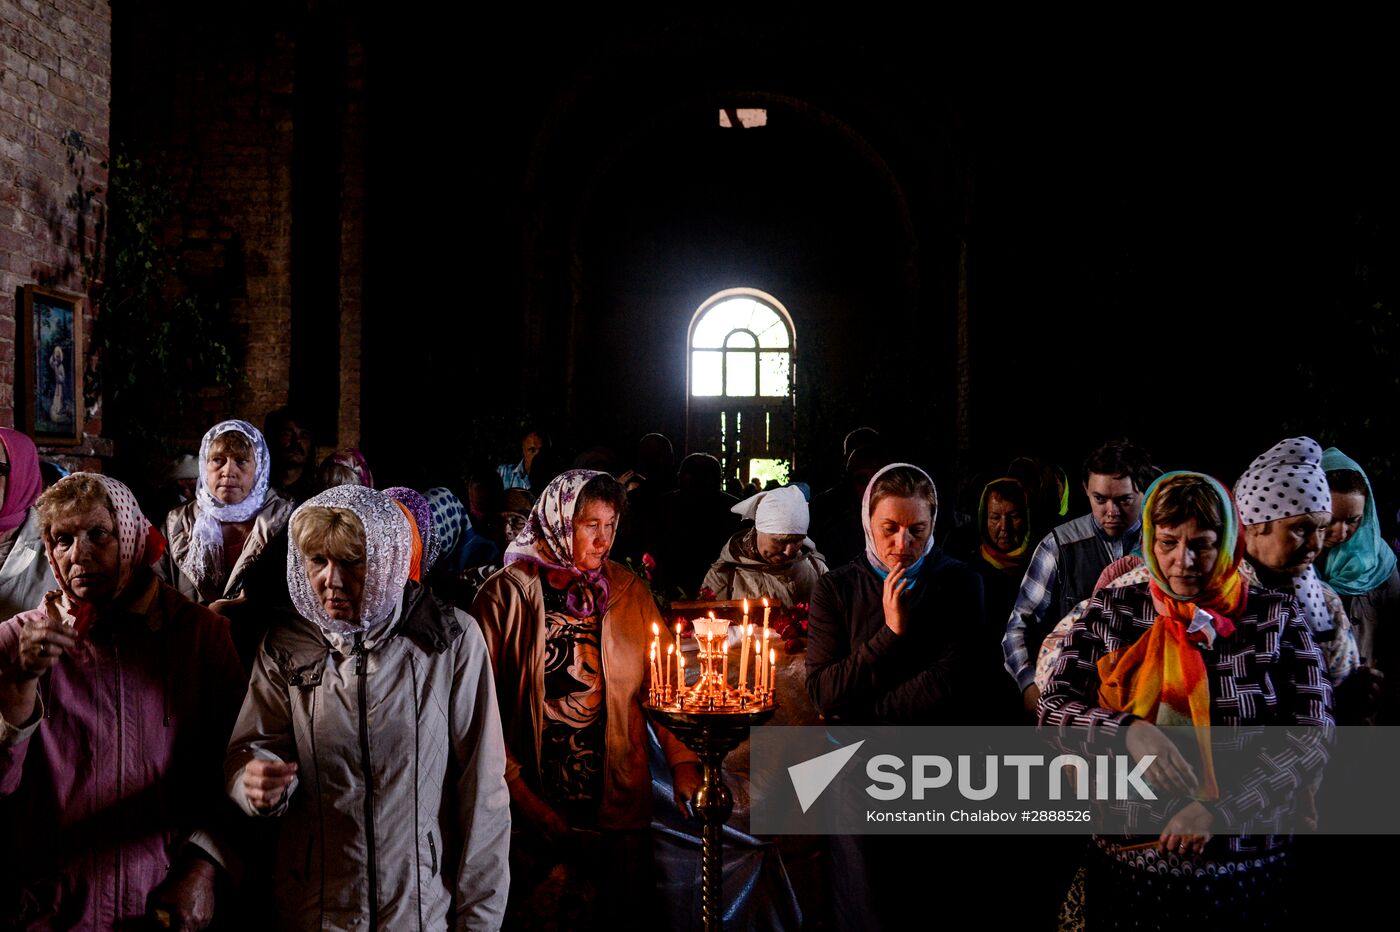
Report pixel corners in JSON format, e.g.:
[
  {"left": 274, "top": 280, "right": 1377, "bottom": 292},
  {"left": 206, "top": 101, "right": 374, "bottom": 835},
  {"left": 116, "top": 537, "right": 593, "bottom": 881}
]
[
  {"left": 0, "top": 429, "right": 57, "bottom": 618},
  {"left": 804, "top": 463, "right": 987, "bottom": 931},
  {"left": 160, "top": 419, "right": 294, "bottom": 608},
  {"left": 702, "top": 484, "right": 828, "bottom": 604},
  {"left": 0, "top": 474, "right": 246, "bottom": 929},
  {"left": 225, "top": 485, "right": 510, "bottom": 930},
  {"left": 1040, "top": 471, "right": 1334, "bottom": 927},
  {"left": 472, "top": 469, "right": 700, "bottom": 928},
  {"left": 1317, "top": 448, "right": 1398, "bottom": 684},
  {"left": 1233, "top": 438, "right": 1380, "bottom": 723}
]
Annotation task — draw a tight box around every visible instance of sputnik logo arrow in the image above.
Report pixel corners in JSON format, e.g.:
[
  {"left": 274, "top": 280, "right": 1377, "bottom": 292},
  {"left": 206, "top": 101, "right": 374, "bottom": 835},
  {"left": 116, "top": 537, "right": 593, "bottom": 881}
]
[{"left": 788, "top": 739, "right": 865, "bottom": 813}]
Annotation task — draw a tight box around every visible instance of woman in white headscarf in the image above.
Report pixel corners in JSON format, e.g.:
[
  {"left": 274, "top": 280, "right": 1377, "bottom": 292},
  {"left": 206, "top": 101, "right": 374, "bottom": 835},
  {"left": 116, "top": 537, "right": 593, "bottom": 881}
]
[
  {"left": 701, "top": 484, "right": 828, "bottom": 604},
  {"left": 160, "top": 419, "right": 294, "bottom": 608},
  {"left": 225, "top": 485, "right": 511, "bottom": 930}
]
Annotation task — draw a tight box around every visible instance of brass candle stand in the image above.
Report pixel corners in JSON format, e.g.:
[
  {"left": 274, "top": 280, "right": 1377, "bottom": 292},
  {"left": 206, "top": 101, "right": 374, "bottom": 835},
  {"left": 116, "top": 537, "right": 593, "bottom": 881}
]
[
  {"left": 645, "top": 615, "right": 780, "bottom": 931},
  {"left": 644, "top": 702, "right": 775, "bottom": 932}
]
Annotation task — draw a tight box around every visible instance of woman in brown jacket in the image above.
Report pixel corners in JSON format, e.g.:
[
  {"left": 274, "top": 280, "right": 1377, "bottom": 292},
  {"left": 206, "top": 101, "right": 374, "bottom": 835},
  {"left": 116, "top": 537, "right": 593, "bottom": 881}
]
[{"left": 473, "top": 469, "right": 699, "bottom": 929}]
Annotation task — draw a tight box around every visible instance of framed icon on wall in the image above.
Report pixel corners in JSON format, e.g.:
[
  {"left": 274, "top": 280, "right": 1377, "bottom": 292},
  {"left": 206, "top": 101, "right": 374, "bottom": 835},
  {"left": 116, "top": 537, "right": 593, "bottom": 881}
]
[{"left": 17, "top": 285, "right": 84, "bottom": 446}]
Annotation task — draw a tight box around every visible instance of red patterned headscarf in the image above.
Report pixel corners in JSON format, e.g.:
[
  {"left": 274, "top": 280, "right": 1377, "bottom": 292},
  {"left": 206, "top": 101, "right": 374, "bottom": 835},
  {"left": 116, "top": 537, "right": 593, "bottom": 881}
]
[{"left": 45, "top": 473, "right": 166, "bottom": 634}]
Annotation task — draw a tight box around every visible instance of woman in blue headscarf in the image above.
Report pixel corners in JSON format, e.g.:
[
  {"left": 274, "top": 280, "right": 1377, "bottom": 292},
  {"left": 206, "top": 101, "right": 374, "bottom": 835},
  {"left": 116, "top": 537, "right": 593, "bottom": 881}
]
[
  {"left": 805, "top": 462, "right": 987, "bottom": 724},
  {"left": 1318, "top": 447, "right": 1398, "bottom": 711},
  {"left": 804, "top": 463, "right": 990, "bottom": 932}
]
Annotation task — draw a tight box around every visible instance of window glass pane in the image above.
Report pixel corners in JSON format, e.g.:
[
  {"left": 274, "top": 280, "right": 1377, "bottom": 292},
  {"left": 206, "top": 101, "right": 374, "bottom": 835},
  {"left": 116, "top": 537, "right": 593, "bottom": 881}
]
[
  {"left": 725, "top": 350, "right": 756, "bottom": 396},
  {"left": 759, "top": 351, "right": 790, "bottom": 397},
  {"left": 692, "top": 350, "right": 722, "bottom": 396},
  {"left": 725, "top": 330, "right": 757, "bottom": 348},
  {"left": 749, "top": 459, "right": 790, "bottom": 487},
  {"left": 692, "top": 297, "right": 788, "bottom": 348},
  {"left": 755, "top": 315, "right": 789, "bottom": 348}
]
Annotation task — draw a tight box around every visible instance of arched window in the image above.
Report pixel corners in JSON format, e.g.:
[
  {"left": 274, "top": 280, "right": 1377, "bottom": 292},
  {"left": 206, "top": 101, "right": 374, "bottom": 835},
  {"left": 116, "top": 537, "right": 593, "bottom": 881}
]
[{"left": 686, "top": 289, "right": 795, "bottom": 490}]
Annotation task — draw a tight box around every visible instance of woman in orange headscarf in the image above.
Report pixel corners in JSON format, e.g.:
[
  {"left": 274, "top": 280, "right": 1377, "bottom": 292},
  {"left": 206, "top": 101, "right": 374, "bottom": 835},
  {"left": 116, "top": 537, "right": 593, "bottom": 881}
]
[{"left": 1040, "top": 471, "right": 1333, "bottom": 928}]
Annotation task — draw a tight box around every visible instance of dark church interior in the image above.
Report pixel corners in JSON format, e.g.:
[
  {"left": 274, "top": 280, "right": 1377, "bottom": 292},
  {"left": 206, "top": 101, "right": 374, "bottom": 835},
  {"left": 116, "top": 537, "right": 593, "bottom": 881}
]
[{"left": 2, "top": 2, "right": 1396, "bottom": 929}]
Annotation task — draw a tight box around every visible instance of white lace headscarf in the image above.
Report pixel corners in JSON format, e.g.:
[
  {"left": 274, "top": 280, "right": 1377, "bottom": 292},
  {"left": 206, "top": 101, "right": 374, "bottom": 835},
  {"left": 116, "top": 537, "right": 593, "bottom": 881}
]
[
  {"left": 184, "top": 419, "right": 273, "bottom": 591},
  {"left": 286, "top": 484, "right": 414, "bottom": 638}
]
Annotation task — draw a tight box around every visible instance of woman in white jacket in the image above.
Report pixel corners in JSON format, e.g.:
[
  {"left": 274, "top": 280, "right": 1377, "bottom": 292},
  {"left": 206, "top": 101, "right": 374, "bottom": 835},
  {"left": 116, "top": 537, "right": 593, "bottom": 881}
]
[{"left": 226, "top": 485, "right": 511, "bottom": 930}]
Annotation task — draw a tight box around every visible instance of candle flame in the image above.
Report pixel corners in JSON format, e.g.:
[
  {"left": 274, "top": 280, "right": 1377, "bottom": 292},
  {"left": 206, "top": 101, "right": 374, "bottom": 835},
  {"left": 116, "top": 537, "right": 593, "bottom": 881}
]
[
  {"left": 652, "top": 622, "right": 659, "bottom": 635},
  {"left": 743, "top": 597, "right": 749, "bottom": 613},
  {"left": 762, "top": 596, "right": 769, "bottom": 607},
  {"left": 667, "top": 644, "right": 674, "bottom": 657}
]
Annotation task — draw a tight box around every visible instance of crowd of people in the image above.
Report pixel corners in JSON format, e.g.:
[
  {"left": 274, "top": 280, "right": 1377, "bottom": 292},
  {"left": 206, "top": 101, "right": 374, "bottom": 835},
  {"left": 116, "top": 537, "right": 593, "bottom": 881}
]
[{"left": 0, "top": 410, "right": 1392, "bottom": 930}]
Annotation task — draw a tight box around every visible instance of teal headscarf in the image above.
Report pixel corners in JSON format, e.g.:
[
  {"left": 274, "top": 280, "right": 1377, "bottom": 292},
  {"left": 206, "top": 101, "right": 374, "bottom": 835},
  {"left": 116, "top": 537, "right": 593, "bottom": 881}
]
[{"left": 1317, "top": 447, "right": 1397, "bottom": 596}]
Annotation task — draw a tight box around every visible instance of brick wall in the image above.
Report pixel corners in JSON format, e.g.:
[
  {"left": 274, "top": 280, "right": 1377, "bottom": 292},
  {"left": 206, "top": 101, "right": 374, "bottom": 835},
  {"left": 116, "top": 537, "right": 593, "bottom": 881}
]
[
  {"left": 0, "top": 0, "right": 112, "bottom": 470},
  {"left": 154, "top": 25, "right": 297, "bottom": 441},
  {"left": 115, "top": 6, "right": 365, "bottom": 454}
]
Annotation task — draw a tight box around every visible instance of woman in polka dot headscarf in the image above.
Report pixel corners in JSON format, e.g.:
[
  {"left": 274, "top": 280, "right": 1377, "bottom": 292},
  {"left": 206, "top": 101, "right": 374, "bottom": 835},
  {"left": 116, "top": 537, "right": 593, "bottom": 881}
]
[{"left": 1234, "top": 437, "right": 1363, "bottom": 688}]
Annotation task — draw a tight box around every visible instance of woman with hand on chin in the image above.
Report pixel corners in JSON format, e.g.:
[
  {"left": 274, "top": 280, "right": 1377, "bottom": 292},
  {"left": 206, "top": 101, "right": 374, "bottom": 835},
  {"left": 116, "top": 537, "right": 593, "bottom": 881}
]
[
  {"left": 225, "top": 484, "right": 510, "bottom": 930},
  {"left": 805, "top": 462, "right": 986, "bottom": 725},
  {"left": 472, "top": 469, "right": 700, "bottom": 929},
  {"left": 804, "top": 462, "right": 987, "bottom": 932}
]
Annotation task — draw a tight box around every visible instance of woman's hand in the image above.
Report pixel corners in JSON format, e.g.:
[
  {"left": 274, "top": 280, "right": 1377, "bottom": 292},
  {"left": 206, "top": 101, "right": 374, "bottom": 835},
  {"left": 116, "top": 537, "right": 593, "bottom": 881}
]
[
  {"left": 507, "top": 776, "right": 569, "bottom": 844},
  {"left": 1158, "top": 800, "right": 1214, "bottom": 857},
  {"left": 672, "top": 761, "right": 702, "bottom": 819},
  {"left": 1125, "top": 720, "right": 1198, "bottom": 797},
  {"left": 242, "top": 759, "right": 298, "bottom": 812},
  {"left": 148, "top": 855, "right": 217, "bottom": 930},
  {"left": 15, "top": 594, "right": 78, "bottom": 680},
  {"left": 882, "top": 564, "right": 911, "bottom": 636}
]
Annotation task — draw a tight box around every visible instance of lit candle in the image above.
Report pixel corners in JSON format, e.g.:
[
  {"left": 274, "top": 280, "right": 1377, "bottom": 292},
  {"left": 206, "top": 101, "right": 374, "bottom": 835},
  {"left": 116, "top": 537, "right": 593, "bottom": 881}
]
[
  {"left": 738, "top": 622, "right": 750, "bottom": 695},
  {"left": 768, "top": 647, "right": 777, "bottom": 697},
  {"left": 651, "top": 622, "right": 660, "bottom": 684},
  {"left": 722, "top": 624, "right": 730, "bottom": 693},
  {"left": 666, "top": 644, "right": 675, "bottom": 700},
  {"left": 761, "top": 597, "right": 771, "bottom": 682},
  {"left": 677, "top": 645, "right": 686, "bottom": 698},
  {"left": 650, "top": 644, "right": 659, "bottom": 699},
  {"left": 674, "top": 622, "right": 683, "bottom": 659},
  {"left": 756, "top": 635, "right": 767, "bottom": 694}
]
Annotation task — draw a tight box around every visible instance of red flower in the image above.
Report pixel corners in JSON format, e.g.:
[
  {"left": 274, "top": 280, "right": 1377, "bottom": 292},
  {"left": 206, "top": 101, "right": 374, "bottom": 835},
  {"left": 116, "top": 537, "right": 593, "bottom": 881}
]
[{"left": 642, "top": 552, "right": 657, "bottom": 571}]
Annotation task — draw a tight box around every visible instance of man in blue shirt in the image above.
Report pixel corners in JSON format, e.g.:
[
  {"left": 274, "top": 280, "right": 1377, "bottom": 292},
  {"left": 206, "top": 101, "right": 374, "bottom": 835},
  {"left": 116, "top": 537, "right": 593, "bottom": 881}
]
[
  {"left": 1002, "top": 439, "right": 1157, "bottom": 713},
  {"left": 497, "top": 429, "right": 547, "bottom": 490}
]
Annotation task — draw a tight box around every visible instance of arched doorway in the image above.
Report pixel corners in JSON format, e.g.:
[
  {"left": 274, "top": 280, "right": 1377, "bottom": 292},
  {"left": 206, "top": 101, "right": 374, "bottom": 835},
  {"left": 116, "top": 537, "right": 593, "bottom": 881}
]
[{"left": 686, "top": 287, "right": 795, "bottom": 492}]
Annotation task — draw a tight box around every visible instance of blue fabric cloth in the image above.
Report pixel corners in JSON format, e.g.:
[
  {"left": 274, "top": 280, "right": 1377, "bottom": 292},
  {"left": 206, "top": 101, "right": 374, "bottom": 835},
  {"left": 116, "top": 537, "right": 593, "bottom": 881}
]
[
  {"left": 1318, "top": 447, "right": 1398, "bottom": 596},
  {"left": 497, "top": 461, "right": 531, "bottom": 490}
]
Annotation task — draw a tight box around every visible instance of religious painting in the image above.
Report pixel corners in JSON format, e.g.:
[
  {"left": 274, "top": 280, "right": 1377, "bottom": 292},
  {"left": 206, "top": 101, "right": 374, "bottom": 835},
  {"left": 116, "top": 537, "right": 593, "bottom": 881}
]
[{"left": 17, "top": 285, "right": 84, "bottom": 445}]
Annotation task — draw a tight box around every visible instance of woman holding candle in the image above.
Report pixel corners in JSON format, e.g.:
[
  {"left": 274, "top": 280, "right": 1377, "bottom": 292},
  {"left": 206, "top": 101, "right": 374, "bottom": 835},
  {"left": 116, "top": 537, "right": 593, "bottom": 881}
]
[
  {"left": 472, "top": 469, "right": 700, "bottom": 928},
  {"left": 225, "top": 485, "right": 511, "bottom": 929},
  {"left": 804, "top": 462, "right": 990, "bottom": 931}
]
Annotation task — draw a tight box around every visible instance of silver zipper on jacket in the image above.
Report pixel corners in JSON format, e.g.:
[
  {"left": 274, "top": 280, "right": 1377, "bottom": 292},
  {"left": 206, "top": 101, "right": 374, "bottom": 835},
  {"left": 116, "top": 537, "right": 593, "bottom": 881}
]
[{"left": 353, "top": 632, "right": 379, "bottom": 930}]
